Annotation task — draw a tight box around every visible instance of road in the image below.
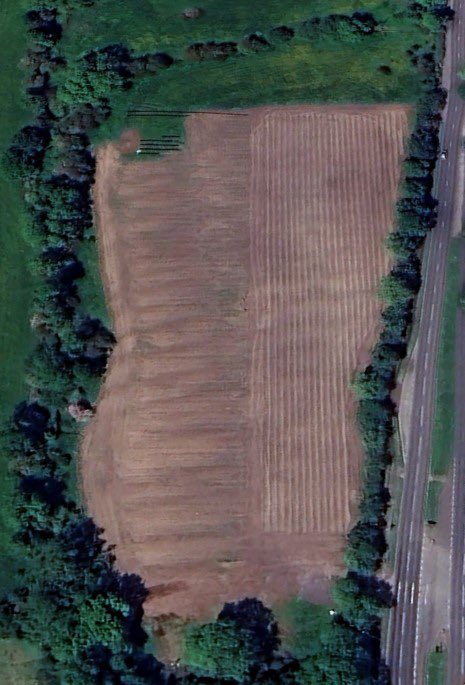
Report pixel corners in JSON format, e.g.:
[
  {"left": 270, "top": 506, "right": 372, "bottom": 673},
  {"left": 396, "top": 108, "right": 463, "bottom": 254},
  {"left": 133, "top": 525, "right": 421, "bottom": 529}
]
[{"left": 385, "top": 3, "right": 465, "bottom": 683}]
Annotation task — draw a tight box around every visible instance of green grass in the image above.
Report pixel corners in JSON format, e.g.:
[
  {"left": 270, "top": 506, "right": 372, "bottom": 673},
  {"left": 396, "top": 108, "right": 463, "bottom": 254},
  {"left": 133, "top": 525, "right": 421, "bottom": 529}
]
[
  {"left": 77, "top": 239, "right": 111, "bottom": 328},
  {"left": 425, "top": 479, "right": 444, "bottom": 525},
  {"left": 0, "top": 0, "right": 38, "bottom": 594},
  {"left": 0, "top": 4, "right": 44, "bottom": 680},
  {"left": 0, "top": 0, "right": 36, "bottom": 422},
  {"left": 95, "top": 31, "right": 422, "bottom": 146},
  {"left": 385, "top": 417, "right": 404, "bottom": 569},
  {"left": 430, "top": 237, "right": 462, "bottom": 480},
  {"left": 426, "top": 649, "right": 446, "bottom": 685},
  {"left": 58, "top": 0, "right": 432, "bottom": 146},
  {"left": 60, "top": 0, "right": 425, "bottom": 59},
  {"left": 274, "top": 598, "right": 332, "bottom": 658},
  {"left": 0, "top": 638, "right": 43, "bottom": 685}
]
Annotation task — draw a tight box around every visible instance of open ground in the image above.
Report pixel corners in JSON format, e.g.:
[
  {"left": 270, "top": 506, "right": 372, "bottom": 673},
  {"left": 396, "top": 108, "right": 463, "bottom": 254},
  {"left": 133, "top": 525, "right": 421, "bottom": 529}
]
[{"left": 81, "top": 104, "right": 408, "bottom": 619}]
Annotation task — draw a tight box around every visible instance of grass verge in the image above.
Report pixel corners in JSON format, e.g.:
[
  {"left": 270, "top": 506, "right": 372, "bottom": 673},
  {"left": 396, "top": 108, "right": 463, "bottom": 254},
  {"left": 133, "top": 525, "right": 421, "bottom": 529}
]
[
  {"left": 0, "top": 0, "right": 37, "bottom": 590},
  {"left": 426, "top": 236, "right": 463, "bottom": 521},
  {"left": 426, "top": 649, "right": 446, "bottom": 685},
  {"left": 430, "top": 236, "right": 461, "bottom": 476}
]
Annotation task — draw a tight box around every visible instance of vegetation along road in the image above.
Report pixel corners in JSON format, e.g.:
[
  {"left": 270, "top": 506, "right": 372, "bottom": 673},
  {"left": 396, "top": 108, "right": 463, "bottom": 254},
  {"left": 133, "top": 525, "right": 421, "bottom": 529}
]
[
  {"left": 386, "top": 1, "right": 465, "bottom": 682},
  {"left": 447, "top": 239, "right": 465, "bottom": 685}
]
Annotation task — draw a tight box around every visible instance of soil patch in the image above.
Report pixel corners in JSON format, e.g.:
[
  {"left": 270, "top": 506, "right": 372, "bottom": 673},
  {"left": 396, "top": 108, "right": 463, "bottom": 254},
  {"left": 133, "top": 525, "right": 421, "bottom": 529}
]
[{"left": 82, "top": 104, "right": 408, "bottom": 618}]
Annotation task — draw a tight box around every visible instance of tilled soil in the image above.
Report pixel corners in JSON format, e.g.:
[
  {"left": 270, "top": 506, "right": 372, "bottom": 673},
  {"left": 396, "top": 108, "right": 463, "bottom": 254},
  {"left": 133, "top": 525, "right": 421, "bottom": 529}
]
[{"left": 81, "top": 104, "right": 408, "bottom": 618}]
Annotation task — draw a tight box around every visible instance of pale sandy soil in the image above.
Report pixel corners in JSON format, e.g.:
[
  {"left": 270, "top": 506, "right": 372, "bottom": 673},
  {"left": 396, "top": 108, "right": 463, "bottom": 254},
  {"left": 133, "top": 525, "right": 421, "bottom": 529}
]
[{"left": 81, "top": 104, "right": 408, "bottom": 619}]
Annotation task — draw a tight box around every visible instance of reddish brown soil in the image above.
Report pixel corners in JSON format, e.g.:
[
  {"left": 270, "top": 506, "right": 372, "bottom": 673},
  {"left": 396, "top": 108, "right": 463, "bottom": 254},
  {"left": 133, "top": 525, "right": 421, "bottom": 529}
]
[{"left": 81, "top": 104, "right": 408, "bottom": 619}]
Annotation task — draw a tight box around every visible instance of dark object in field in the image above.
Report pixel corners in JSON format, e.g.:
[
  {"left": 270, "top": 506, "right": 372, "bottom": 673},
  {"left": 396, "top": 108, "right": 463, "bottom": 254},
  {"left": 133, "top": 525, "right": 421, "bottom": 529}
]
[
  {"left": 26, "top": 8, "right": 62, "bottom": 44},
  {"left": 218, "top": 598, "right": 279, "bottom": 659},
  {"left": 379, "top": 65, "right": 392, "bottom": 75},
  {"left": 58, "top": 102, "right": 111, "bottom": 133},
  {"left": 301, "top": 12, "right": 378, "bottom": 41},
  {"left": 6, "top": 124, "right": 51, "bottom": 175},
  {"left": 68, "top": 398, "right": 94, "bottom": 421},
  {"left": 182, "top": 7, "right": 204, "bottom": 19},
  {"left": 14, "top": 401, "right": 50, "bottom": 445},
  {"left": 146, "top": 52, "right": 174, "bottom": 69},
  {"left": 27, "top": 69, "right": 53, "bottom": 99},
  {"left": 154, "top": 52, "right": 174, "bottom": 68},
  {"left": 431, "top": 4, "right": 455, "bottom": 22},
  {"left": 351, "top": 11, "right": 378, "bottom": 34},
  {"left": 270, "top": 25, "right": 295, "bottom": 41},
  {"left": 186, "top": 40, "right": 237, "bottom": 61},
  {"left": 132, "top": 51, "right": 174, "bottom": 73},
  {"left": 242, "top": 32, "right": 272, "bottom": 51},
  {"left": 84, "top": 43, "right": 133, "bottom": 78},
  {"left": 60, "top": 516, "right": 105, "bottom": 564},
  {"left": 21, "top": 475, "right": 66, "bottom": 506},
  {"left": 72, "top": 316, "right": 115, "bottom": 371}
]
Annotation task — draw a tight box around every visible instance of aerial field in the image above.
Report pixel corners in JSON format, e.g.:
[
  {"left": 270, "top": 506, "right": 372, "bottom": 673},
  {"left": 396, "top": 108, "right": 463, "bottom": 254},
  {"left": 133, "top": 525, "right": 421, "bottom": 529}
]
[{"left": 81, "top": 104, "right": 408, "bottom": 618}]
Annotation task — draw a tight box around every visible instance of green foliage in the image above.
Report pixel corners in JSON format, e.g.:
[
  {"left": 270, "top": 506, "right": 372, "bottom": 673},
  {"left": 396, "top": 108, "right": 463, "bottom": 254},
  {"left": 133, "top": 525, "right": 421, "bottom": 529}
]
[
  {"left": 73, "top": 595, "right": 129, "bottom": 653},
  {"left": 295, "top": 624, "right": 360, "bottom": 685},
  {"left": 345, "top": 521, "right": 386, "bottom": 572},
  {"left": 57, "top": 64, "right": 127, "bottom": 105},
  {"left": 352, "top": 368, "right": 390, "bottom": 400},
  {"left": 57, "top": 0, "right": 437, "bottom": 148},
  {"left": 425, "top": 479, "right": 443, "bottom": 524},
  {"left": 183, "top": 620, "right": 254, "bottom": 679},
  {"left": 378, "top": 273, "right": 415, "bottom": 306},
  {"left": 332, "top": 576, "right": 390, "bottom": 625},
  {"left": 0, "top": 0, "right": 446, "bottom": 683}
]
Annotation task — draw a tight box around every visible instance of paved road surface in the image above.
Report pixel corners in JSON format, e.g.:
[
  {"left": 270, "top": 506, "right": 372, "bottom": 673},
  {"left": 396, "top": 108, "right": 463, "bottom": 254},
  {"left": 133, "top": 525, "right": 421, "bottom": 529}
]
[{"left": 386, "top": 3, "right": 465, "bottom": 683}]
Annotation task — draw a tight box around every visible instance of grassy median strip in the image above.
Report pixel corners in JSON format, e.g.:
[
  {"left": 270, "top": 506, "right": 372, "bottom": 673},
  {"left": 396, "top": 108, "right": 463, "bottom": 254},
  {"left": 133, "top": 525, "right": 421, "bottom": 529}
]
[
  {"left": 426, "top": 649, "right": 446, "bottom": 685},
  {"left": 427, "top": 236, "right": 462, "bottom": 521}
]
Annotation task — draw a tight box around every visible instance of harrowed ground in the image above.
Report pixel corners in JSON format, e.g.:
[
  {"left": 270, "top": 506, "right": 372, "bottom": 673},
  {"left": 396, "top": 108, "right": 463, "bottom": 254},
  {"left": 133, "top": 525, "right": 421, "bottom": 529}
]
[{"left": 81, "top": 104, "right": 408, "bottom": 618}]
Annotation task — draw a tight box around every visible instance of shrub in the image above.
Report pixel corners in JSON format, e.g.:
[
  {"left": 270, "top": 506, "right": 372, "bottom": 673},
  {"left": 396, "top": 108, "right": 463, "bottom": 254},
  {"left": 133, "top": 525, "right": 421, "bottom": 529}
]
[{"left": 183, "top": 620, "right": 254, "bottom": 679}]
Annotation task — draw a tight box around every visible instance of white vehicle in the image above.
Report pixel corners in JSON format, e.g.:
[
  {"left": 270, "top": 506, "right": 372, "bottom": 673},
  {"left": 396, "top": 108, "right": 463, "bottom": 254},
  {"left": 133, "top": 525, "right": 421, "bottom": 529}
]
[{"left": 440, "top": 149, "right": 448, "bottom": 160}]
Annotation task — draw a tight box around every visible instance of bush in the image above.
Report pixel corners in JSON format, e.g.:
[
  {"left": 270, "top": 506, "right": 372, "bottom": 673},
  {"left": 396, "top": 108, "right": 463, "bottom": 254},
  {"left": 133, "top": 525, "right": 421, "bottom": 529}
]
[{"left": 183, "top": 620, "right": 254, "bottom": 679}]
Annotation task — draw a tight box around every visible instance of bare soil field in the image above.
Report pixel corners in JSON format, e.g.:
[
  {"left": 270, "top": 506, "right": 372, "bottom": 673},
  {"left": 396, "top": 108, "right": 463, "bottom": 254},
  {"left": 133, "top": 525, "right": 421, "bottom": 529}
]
[{"left": 81, "top": 104, "right": 408, "bottom": 619}]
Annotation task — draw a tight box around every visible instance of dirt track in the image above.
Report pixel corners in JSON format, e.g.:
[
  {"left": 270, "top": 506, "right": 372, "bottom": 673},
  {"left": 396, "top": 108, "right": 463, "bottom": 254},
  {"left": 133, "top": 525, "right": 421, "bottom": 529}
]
[{"left": 81, "top": 105, "right": 408, "bottom": 618}]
